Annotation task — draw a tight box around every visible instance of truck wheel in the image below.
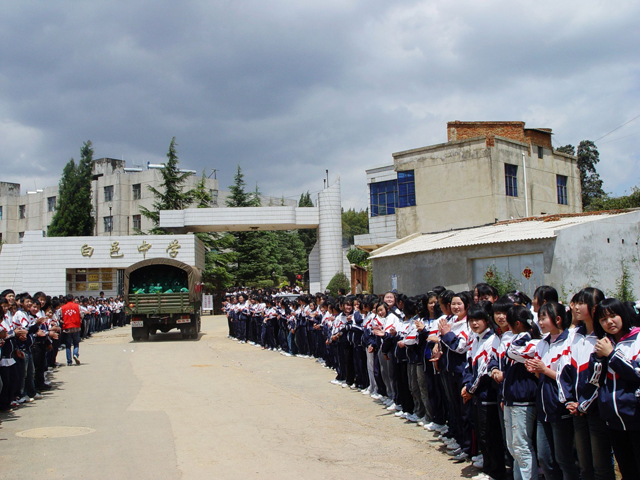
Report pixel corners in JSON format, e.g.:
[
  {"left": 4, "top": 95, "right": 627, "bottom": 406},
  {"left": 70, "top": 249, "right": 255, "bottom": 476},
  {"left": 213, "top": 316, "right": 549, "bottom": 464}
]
[
  {"left": 149, "top": 327, "right": 158, "bottom": 335},
  {"left": 132, "top": 326, "right": 149, "bottom": 341}
]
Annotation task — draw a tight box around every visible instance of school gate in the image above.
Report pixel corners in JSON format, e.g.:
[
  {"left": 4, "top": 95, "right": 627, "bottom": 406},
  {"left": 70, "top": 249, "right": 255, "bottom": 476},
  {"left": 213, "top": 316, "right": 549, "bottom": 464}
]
[{"left": 159, "top": 177, "right": 349, "bottom": 293}]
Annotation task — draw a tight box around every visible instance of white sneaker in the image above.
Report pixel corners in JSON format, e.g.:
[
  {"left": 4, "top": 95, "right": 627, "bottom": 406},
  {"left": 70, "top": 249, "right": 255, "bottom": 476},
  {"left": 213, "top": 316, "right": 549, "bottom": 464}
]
[
  {"left": 472, "top": 460, "right": 484, "bottom": 469},
  {"left": 425, "top": 422, "right": 446, "bottom": 431},
  {"left": 386, "top": 403, "right": 398, "bottom": 411},
  {"left": 394, "top": 404, "right": 402, "bottom": 411},
  {"left": 442, "top": 437, "right": 457, "bottom": 445},
  {"left": 446, "top": 442, "right": 461, "bottom": 451},
  {"left": 33, "top": 393, "right": 43, "bottom": 400},
  {"left": 417, "top": 417, "right": 426, "bottom": 426},
  {"left": 406, "top": 414, "right": 419, "bottom": 422},
  {"left": 370, "top": 393, "right": 382, "bottom": 400},
  {"left": 471, "top": 474, "right": 491, "bottom": 480},
  {"left": 342, "top": 383, "right": 350, "bottom": 388},
  {"left": 471, "top": 454, "right": 483, "bottom": 462},
  {"left": 361, "top": 387, "right": 372, "bottom": 395},
  {"left": 350, "top": 384, "right": 359, "bottom": 390},
  {"left": 383, "top": 398, "right": 393, "bottom": 406},
  {"left": 394, "top": 410, "right": 405, "bottom": 417},
  {"left": 330, "top": 379, "right": 342, "bottom": 385},
  {"left": 452, "top": 452, "right": 469, "bottom": 461}
]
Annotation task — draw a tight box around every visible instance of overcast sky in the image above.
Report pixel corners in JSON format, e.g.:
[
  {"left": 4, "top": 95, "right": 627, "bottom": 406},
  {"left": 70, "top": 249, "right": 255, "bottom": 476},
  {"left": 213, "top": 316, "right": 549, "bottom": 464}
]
[{"left": 1, "top": 0, "right": 639, "bottom": 210}]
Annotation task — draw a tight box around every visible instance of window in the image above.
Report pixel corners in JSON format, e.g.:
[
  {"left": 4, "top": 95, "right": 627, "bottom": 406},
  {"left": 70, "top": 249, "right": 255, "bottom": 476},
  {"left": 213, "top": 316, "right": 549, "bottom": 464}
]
[
  {"left": 505, "top": 164, "right": 518, "bottom": 197},
  {"left": 538, "top": 146, "right": 544, "bottom": 159},
  {"left": 47, "top": 196, "right": 56, "bottom": 212},
  {"left": 557, "top": 175, "right": 568, "bottom": 205},
  {"left": 0, "top": 206, "right": 3, "bottom": 220},
  {"left": 370, "top": 180, "right": 397, "bottom": 217},
  {"left": 397, "top": 170, "right": 416, "bottom": 208},
  {"left": 0, "top": 233, "right": 2, "bottom": 243},
  {"left": 104, "top": 185, "right": 114, "bottom": 202},
  {"left": 19, "top": 204, "right": 26, "bottom": 219},
  {"left": 104, "top": 216, "right": 113, "bottom": 233},
  {"left": 132, "top": 184, "right": 141, "bottom": 200},
  {"left": 132, "top": 214, "right": 141, "bottom": 231},
  {"left": 19, "top": 232, "right": 24, "bottom": 243}
]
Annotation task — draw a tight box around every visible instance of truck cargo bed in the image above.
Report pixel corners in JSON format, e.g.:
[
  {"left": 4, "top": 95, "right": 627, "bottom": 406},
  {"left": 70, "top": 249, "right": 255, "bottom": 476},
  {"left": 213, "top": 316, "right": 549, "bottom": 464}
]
[{"left": 129, "top": 293, "right": 192, "bottom": 315}]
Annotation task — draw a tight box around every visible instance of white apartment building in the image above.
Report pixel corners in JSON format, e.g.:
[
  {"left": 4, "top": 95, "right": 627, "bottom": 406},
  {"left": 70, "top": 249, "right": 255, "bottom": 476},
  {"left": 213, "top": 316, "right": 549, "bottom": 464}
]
[{"left": 0, "top": 158, "right": 294, "bottom": 244}]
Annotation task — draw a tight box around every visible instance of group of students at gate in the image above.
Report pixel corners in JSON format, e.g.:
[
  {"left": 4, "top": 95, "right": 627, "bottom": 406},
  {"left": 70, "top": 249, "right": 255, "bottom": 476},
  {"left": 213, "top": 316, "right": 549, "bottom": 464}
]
[
  {"left": 223, "top": 284, "right": 640, "bottom": 480},
  {"left": 0, "top": 289, "right": 127, "bottom": 412}
]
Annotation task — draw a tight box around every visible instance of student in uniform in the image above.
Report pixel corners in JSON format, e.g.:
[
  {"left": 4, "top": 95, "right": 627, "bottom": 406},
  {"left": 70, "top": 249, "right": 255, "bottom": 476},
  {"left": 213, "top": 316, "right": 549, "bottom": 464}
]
[
  {"left": 462, "top": 302, "right": 506, "bottom": 480},
  {"left": 525, "top": 302, "right": 579, "bottom": 480},
  {"left": 561, "top": 288, "right": 615, "bottom": 480},
  {"left": 502, "top": 305, "right": 540, "bottom": 480},
  {"left": 436, "top": 291, "right": 473, "bottom": 460},
  {"left": 590, "top": 298, "right": 640, "bottom": 479}
]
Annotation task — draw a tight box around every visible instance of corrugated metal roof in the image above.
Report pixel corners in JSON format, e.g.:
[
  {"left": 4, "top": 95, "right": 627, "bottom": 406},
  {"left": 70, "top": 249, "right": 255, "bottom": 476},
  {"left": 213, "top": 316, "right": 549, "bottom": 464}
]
[{"left": 369, "top": 212, "right": 631, "bottom": 259}]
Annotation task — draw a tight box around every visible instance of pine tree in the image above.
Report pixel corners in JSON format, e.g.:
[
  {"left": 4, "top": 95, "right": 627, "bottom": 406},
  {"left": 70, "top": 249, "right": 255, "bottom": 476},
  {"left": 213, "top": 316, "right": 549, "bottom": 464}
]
[
  {"left": 48, "top": 140, "right": 95, "bottom": 237},
  {"left": 139, "top": 137, "right": 195, "bottom": 233},
  {"left": 226, "top": 165, "right": 252, "bottom": 208},
  {"left": 192, "top": 171, "right": 236, "bottom": 290}
]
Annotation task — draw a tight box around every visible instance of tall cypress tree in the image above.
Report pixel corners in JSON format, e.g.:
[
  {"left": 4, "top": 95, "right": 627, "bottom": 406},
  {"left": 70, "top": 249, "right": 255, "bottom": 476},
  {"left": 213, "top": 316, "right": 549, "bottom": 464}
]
[
  {"left": 139, "top": 137, "right": 195, "bottom": 233},
  {"left": 48, "top": 140, "right": 95, "bottom": 237}
]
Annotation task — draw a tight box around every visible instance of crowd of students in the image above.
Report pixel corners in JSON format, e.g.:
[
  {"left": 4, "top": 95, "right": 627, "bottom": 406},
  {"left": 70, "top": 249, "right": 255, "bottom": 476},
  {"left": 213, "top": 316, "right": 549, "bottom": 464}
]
[
  {"left": 223, "top": 285, "right": 640, "bottom": 480},
  {"left": 0, "top": 289, "right": 127, "bottom": 412}
]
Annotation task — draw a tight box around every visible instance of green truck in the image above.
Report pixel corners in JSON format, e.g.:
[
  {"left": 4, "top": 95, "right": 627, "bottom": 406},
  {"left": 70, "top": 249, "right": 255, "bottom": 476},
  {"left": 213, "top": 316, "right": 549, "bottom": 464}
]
[{"left": 124, "top": 258, "right": 202, "bottom": 341}]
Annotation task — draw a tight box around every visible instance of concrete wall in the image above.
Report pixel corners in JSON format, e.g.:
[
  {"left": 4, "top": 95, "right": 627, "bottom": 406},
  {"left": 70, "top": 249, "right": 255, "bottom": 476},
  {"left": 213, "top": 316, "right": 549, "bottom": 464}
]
[
  {"left": 372, "top": 211, "right": 640, "bottom": 300},
  {"left": 392, "top": 136, "right": 581, "bottom": 238},
  {"left": 550, "top": 212, "right": 640, "bottom": 298},
  {"left": 0, "top": 231, "right": 204, "bottom": 296},
  {"left": 372, "top": 238, "right": 555, "bottom": 295}
]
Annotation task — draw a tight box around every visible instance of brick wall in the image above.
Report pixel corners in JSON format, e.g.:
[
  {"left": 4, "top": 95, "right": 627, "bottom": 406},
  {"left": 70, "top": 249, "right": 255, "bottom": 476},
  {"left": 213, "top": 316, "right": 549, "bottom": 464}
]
[
  {"left": 447, "top": 121, "right": 526, "bottom": 143},
  {"left": 524, "top": 129, "right": 553, "bottom": 150},
  {"left": 447, "top": 121, "right": 553, "bottom": 150}
]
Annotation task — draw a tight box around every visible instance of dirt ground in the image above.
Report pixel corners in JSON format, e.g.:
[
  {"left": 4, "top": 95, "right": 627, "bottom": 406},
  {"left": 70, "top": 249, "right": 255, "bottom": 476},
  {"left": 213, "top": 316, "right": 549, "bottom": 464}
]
[{"left": 0, "top": 315, "right": 477, "bottom": 479}]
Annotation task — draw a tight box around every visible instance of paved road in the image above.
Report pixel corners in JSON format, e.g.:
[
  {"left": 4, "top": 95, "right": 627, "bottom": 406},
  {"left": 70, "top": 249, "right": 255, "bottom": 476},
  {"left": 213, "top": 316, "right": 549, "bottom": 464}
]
[{"left": 0, "top": 316, "right": 476, "bottom": 479}]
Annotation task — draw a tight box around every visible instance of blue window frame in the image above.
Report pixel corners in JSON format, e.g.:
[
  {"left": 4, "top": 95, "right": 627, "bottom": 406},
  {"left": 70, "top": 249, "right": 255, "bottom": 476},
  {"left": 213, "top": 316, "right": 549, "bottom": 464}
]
[
  {"left": 370, "top": 180, "right": 397, "bottom": 217},
  {"left": 505, "top": 164, "right": 518, "bottom": 197},
  {"left": 397, "top": 170, "right": 416, "bottom": 208},
  {"left": 557, "top": 175, "right": 568, "bottom": 205}
]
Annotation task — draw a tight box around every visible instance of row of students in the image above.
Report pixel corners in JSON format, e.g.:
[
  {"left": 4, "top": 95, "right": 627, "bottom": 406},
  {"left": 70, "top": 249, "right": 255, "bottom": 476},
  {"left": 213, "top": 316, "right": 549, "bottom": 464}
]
[
  {"left": 224, "top": 285, "right": 640, "bottom": 480},
  {"left": 0, "top": 289, "right": 127, "bottom": 412}
]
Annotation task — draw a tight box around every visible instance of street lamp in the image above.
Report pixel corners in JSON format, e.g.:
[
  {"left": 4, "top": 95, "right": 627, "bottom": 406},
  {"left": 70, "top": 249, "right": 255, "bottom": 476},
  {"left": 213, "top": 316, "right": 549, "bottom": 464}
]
[{"left": 108, "top": 202, "right": 113, "bottom": 236}]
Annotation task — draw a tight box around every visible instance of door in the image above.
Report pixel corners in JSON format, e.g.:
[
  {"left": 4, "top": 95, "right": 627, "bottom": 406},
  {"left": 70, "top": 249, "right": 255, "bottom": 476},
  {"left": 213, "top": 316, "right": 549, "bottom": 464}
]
[{"left": 472, "top": 253, "right": 544, "bottom": 298}]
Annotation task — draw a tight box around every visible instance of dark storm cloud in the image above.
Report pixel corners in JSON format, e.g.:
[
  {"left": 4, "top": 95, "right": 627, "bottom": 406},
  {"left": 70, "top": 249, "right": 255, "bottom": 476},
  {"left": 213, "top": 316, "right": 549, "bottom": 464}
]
[{"left": 1, "top": 0, "right": 639, "bottom": 207}]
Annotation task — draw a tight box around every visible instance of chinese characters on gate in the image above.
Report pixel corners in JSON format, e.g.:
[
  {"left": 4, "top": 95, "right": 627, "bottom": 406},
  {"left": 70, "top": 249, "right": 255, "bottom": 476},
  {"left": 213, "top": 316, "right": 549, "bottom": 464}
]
[{"left": 80, "top": 240, "right": 181, "bottom": 259}]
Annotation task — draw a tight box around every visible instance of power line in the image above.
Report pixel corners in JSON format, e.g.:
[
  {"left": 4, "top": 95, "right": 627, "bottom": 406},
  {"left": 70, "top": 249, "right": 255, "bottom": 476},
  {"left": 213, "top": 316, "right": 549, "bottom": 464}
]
[
  {"left": 599, "top": 130, "right": 640, "bottom": 145},
  {"left": 595, "top": 113, "right": 640, "bottom": 142}
]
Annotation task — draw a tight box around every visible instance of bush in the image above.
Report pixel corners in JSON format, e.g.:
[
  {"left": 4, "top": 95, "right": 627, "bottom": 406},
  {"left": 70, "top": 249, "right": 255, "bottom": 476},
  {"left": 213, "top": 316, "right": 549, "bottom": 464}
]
[
  {"left": 483, "top": 265, "right": 519, "bottom": 297},
  {"left": 326, "top": 272, "right": 351, "bottom": 296}
]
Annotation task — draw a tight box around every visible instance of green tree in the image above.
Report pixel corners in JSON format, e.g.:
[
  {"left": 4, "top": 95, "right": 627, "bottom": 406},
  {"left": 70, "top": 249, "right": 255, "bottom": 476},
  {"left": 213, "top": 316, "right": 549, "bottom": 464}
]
[
  {"left": 613, "top": 260, "right": 635, "bottom": 302},
  {"left": 342, "top": 208, "right": 369, "bottom": 245},
  {"left": 139, "top": 137, "right": 195, "bottom": 233},
  {"left": 556, "top": 144, "right": 576, "bottom": 156},
  {"left": 326, "top": 272, "right": 351, "bottom": 296},
  {"left": 298, "top": 192, "right": 317, "bottom": 257},
  {"left": 588, "top": 187, "right": 640, "bottom": 211},
  {"left": 226, "top": 165, "right": 253, "bottom": 208},
  {"left": 48, "top": 140, "right": 95, "bottom": 237},
  {"left": 576, "top": 140, "right": 605, "bottom": 211},
  {"left": 347, "top": 247, "right": 370, "bottom": 267},
  {"left": 277, "top": 230, "right": 307, "bottom": 285},
  {"left": 191, "top": 172, "right": 236, "bottom": 291}
]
